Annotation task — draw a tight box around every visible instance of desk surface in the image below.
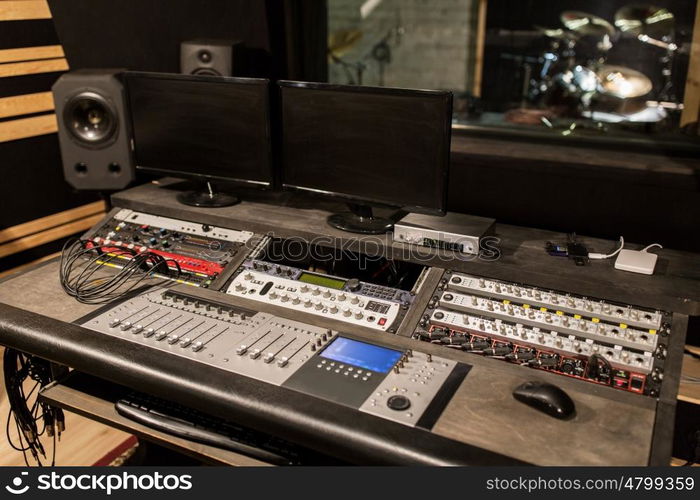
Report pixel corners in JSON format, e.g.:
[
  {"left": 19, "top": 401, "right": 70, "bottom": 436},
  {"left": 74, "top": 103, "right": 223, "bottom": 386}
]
[
  {"left": 0, "top": 259, "right": 670, "bottom": 465},
  {"left": 0, "top": 181, "right": 694, "bottom": 466},
  {"left": 113, "top": 179, "right": 700, "bottom": 315}
]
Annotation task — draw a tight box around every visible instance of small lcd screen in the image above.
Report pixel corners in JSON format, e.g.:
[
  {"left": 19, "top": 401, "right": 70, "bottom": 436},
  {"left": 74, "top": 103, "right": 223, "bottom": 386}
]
[
  {"left": 298, "top": 272, "right": 345, "bottom": 290},
  {"left": 280, "top": 82, "right": 452, "bottom": 213},
  {"left": 320, "top": 337, "right": 402, "bottom": 373},
  {"left": 125, "top": 72, "right": 272, "bottom": 185}
]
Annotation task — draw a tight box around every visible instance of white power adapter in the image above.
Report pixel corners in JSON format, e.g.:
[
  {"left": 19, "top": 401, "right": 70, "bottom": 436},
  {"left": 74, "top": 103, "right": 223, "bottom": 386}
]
[{"left": 614, "top": 244, "right": 663, "bottom": 275}]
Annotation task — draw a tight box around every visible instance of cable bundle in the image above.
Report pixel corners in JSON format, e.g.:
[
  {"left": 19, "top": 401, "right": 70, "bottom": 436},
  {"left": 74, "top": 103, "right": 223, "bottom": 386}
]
[
  {"left": 59, "top": 238, "right": 181, "bottom": 304},
  {"left": 3, "top": 349, "right": 65, "bottom": 466}
]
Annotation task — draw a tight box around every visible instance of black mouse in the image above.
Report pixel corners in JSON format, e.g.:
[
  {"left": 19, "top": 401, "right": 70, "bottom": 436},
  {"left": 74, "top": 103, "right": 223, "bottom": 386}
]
[{"left": 513, "top": 381, "right": 576, "bottom": 419}]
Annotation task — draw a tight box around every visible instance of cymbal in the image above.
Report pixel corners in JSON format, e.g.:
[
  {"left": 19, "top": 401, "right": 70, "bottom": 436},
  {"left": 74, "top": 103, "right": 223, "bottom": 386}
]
[
  {"left": 614, "top": 5, "right": 674, "bottom": 38},
  {"left": 561, "top": 11, "right": 615, "bottom": 38},
  {"left": 328, "top": 29, "right": 363, "bottom": 58},
  {"left": 596, "top": 65, "right": 652, "bottom": 98},
  {"left": 534, "top": 25, "right": 579, "bottom": 40}
]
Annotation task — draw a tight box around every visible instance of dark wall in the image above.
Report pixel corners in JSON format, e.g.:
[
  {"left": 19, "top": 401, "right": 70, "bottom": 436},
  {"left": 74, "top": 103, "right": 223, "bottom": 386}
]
[
  {"left": 448, "top": 140, "right": 700, "bottom": 253},
  {"left": 47, "top": 0, "right": 288, "bottom": 78}
]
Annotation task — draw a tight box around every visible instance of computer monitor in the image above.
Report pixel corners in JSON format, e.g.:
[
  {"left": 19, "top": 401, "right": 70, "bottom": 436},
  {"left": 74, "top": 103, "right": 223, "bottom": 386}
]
[
  {"left": 279, "top": 81, "right": 452, "bottom": 234},
  {"left": 125, "top": 72, "right": 273, "bottom": 207}
]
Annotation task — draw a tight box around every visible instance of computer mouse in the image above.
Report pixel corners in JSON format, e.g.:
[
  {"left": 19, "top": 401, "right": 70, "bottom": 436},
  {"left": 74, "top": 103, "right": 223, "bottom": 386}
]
[{"left": 513, "top": 381, "right": 576, "bottom": 419}]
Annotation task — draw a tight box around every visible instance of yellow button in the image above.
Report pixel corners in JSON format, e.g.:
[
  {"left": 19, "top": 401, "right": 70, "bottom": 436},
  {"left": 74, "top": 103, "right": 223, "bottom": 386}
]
[
  {"left": 620, "top": 323, "right": 628, "bottom": 329},
  {"left": 540, "top": 307, "right": 547, "bottom": 312},
  {"left": 556, "top": 311, "right": 563, "bottom": 316},
  {"left": 574, "top": 314, "right": 582, "bottom": 320},
  {"left": 592, "top": 318, "right": 600, "bottom": 323},
  {"left": 523, "top": 304, "right": 530, "bottom": 309},
  {"left": 649, "top": 329, "right": 657, "bottom": 335}
]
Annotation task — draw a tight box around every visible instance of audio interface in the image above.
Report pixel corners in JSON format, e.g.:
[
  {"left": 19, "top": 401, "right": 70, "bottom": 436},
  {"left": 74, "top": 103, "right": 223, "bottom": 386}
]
[
  {"left": 415, "top": 271, "right": 671, "bottom": 396},
  {"left": 86, "top": 209, "right": 254, "bottom": 287},
  {"left": 225, "top": 260, "right": 413, "bottom": 332},
  {"left": 393, "top": 212, "right": 496, "bottom": 255},
  {"left": 79, "top": 287, "right": 469, "bottom": 429}
]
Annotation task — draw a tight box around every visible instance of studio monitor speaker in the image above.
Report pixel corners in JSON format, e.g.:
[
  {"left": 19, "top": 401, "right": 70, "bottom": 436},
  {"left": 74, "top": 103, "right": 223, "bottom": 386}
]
[
  {"left": 52, "top": 70, "right": 134, "bottom": 191},
  {"left": 180, "top": 39, "right": 243, "bottom": 76}
]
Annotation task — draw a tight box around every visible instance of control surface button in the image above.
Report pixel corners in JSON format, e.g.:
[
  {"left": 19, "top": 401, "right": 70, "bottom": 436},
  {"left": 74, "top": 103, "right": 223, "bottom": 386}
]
[{"left": 387, "top": 395, "right": 411, "bottom": 411}]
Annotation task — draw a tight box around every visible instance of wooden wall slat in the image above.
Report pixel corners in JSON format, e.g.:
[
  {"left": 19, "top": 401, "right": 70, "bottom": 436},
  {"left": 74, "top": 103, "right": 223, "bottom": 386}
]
[
  {"left": 0, "top": 200, "right": 106, "bottom": 244},
  {"left": 0, "top": 112, "right": 56, "bottom": 142},
  {"left": 0, "top": 57, "right": 68, "bottom": 78},
  {"left": 0, "top": 90, "right": 53, "bottom": 118},
  {"left": 0, "top": 1, "right": 51, "bottom": 22},
  {"left": 0, "top": 213, "right": 104, "bottom": 258},
  {"left": 0, "top": 44, "right": 64, "bottom": 64}
]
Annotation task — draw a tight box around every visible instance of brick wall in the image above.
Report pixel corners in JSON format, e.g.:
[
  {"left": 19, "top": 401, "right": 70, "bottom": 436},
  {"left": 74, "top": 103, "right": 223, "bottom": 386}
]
[{"left": 328, "top": 0, "right": 477, "bottom": 91}]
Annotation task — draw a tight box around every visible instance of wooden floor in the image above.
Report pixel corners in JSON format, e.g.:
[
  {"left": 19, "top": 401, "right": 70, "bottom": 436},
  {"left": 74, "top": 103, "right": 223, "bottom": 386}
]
[{"left": 0, "top": 348, "right": 131, "bottom": 466}]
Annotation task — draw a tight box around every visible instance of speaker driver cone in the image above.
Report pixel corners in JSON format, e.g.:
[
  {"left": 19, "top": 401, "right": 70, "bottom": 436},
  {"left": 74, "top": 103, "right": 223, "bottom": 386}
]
[{"left": 64, "top": 91, "right": 118, "bottom": 145}]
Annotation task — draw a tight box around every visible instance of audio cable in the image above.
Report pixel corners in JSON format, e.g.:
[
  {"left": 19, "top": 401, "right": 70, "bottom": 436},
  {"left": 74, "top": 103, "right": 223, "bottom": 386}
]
[
  {"left": 3, "top": 349, "right": 65, "bottom": 466},
  {"left": 59, "top": 238, "right": 182, "bottom": 304}
]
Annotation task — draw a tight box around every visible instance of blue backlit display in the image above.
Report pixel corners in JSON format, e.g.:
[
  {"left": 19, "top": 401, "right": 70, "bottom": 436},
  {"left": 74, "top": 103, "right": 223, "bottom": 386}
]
[{"left": 320, "top": 337, "right": 402, "bottom": 373}]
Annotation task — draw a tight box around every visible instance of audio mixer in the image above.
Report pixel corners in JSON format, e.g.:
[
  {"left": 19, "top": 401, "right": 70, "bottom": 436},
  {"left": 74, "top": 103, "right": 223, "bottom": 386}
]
[
  {"left": 79, "top": 287, "right": 469, "bottom": 429},
  {"left": 224, "top": 259, "right": 414, "bottom": 332},
  {"left": 415, "top": 271, "right": 671, "bottom": 396},
  {"left": 86, "top": 209, "right": 254, "bottom": 287}
]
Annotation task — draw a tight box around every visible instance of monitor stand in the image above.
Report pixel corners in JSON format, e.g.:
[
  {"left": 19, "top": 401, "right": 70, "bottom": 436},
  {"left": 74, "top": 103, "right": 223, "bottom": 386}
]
[
  {"left": 176, "top": 181, "right": 239, "bottom": 208},
  {"left": 327, "top": 203, "right": 394, "bottom": 235}
]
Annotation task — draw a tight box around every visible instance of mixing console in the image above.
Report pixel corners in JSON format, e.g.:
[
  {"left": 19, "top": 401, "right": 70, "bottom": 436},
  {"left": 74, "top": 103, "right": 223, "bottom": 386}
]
[{"left": 80, "top": 287, "right": 469, "bottom": 429}]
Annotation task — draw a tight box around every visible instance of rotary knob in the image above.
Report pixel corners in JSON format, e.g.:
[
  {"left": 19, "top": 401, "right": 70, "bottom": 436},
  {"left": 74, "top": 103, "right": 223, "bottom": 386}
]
[
  {"left": 322, "top": 290, "right": 332, "bottom": 298},
  {"left": 269, "top": 291, "right": 279, "bottom": 300},
  {"left": 350, "top": 296, "right": 359, "bottom": 305},
  {"left": 346, "top": 278, "right": 361, "bottom": 292},
  {"left": 337, "top": 293, "right": 347, "bottom": 301},
  {"left": 304, "top": 299, "right": 313, "bottom": 308},
  {"left": 300, "top": 285, "right": 309, "bottom": 293},
  {"left": 329, "top": 305, "right": 339, "bottom": 314},
  {"left": 342, "top": 307, "right": 352, "bottom": 317},
  {"left": 312, "top": 287, "right": 321, "bottom": 296},
  {"left": 355, "top": 311, "right": 364, "bottom": 320},
  {"left": 387, "top": 395, "right": 411, "bottom": 411},
  {"left": 314, "top": 301, "right": 324, "bottom": 310}
]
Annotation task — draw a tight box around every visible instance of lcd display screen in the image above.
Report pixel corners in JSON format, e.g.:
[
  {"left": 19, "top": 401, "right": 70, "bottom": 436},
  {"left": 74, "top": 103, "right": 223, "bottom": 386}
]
[
  {"left": 320, "top": 337, "right": 402, "bottom": 373},
  {"left": 298, "top": 272, "right": 346, "bottom": 290}
]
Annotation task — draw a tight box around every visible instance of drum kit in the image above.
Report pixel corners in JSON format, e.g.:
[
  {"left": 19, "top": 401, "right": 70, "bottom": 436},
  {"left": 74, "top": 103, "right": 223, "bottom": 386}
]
[{"left": 528, "top": 5, "right": 683, "bottom": 127}]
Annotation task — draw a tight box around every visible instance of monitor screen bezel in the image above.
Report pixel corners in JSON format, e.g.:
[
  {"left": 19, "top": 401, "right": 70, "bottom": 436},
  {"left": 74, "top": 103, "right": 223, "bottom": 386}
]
[
  {"left": 125, "top": 71, "right": 274, "bottom": 188},
  {"left": 278, "top": 80, "right": 452, "bottom": 215}
]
